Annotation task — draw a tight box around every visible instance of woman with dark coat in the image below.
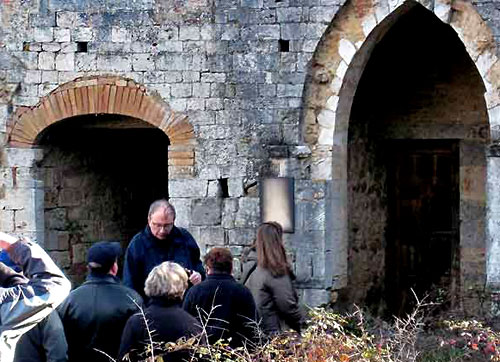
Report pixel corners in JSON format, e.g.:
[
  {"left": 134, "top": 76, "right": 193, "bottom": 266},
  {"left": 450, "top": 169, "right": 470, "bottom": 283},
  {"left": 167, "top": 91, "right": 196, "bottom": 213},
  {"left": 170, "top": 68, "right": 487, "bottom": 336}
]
[
  {"left": 244, "top": 222, "right": 304, "bottom": 336},
  {"left": 118, "top": 261, "right": 201, "bottom": 362}
]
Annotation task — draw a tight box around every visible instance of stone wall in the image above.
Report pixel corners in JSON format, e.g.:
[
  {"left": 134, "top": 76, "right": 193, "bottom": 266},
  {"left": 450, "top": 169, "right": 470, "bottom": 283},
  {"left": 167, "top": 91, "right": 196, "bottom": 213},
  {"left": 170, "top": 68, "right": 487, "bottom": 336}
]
[{"left": 0, "top": 0, "right": 499, "bottom": 309}]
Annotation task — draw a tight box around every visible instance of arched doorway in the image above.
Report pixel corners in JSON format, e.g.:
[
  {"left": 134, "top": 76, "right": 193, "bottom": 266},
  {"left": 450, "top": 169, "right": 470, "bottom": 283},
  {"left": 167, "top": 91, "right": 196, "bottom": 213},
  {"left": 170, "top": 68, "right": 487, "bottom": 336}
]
[
  {"left": 302, "top": 0, "right": 498, "bottom": 315},
  {"left": 347, "top": 4, "right": 489, "bottom": 315},
  {"left": 7, "top": 76, "right": 195, "bottom": 284},
  {"left": 37, "top": 114, "right": 169, "bottom": 283}
]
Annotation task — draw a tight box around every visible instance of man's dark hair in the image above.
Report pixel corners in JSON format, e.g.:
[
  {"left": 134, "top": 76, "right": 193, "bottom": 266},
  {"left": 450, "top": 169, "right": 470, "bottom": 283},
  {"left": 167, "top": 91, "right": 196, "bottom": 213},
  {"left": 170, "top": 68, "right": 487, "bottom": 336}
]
[{"left": 204, "top": 247, "right": 233, "bottom": 274}]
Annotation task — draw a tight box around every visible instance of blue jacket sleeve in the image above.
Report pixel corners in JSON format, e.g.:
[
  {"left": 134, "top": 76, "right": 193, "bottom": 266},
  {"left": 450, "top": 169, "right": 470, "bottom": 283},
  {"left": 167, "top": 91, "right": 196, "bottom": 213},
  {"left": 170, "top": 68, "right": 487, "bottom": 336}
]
[
  {"left": 122, "top": 240, "right": 143, "bottom": 296},
  {"left": 0, "top": 239, "right": 71, "bottom": 362}
]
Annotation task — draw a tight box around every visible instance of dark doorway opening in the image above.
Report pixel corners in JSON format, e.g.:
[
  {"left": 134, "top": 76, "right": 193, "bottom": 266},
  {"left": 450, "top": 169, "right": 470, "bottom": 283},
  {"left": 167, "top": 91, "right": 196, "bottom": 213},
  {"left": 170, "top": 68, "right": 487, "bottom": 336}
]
[
  {"left": 385, "top": 140, "right": 459, "bottom": 316},
  {"left": 343, "top": 2, "right": 487, "bottom": 316},
  {"left": 37, "top": 114, "right": 169, "bottom": 284}
]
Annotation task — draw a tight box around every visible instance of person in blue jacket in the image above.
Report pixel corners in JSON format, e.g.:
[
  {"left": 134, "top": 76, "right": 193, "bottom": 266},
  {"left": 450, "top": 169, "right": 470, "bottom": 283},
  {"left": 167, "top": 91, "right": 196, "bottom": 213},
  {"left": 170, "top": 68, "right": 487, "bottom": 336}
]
[
  {"left": 0, "top": 232, "right": 71, "bottom": 362},
  {"left": 123, "top": 199, "right": 205, "bottom": 299}
]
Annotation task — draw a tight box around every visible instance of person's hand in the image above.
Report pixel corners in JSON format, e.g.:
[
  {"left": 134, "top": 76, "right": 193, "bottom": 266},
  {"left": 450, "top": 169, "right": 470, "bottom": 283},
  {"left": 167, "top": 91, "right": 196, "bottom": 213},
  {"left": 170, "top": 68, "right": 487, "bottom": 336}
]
[
  {"left": 0, "top": 232, "right": 17, "bottom": 251},
  {"left": 189, "top": 271, "right": 202, "bottom": 285}
]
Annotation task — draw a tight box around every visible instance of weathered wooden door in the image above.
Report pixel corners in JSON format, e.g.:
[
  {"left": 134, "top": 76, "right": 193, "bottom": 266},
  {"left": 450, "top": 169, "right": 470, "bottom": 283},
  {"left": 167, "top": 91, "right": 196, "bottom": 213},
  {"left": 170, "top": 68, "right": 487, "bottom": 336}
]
[{"left": 385, "top": 140, "right": 459, "bottom": 315}]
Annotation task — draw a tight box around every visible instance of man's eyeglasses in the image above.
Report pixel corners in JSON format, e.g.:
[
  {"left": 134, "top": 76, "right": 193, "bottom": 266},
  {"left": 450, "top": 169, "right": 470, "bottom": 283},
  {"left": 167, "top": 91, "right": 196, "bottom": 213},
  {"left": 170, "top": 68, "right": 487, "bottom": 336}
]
[{"left": 150, "top": 222, "right": 174, "bottom": 231}]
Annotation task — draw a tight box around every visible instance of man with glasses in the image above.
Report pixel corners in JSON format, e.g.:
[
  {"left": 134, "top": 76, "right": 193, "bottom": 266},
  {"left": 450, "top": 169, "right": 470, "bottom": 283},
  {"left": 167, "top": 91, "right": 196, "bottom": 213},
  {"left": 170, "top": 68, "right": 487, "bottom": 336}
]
[{"left": 123, "top": 199, "right": 205, "bottom": 298}]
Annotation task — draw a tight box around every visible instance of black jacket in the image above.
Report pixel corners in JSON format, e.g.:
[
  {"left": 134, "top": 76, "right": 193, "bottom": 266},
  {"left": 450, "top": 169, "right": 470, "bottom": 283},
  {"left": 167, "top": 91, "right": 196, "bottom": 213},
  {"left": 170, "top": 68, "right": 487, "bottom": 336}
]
[
  {"left": 57, "top": 273, "right": 143, "bottom": 362},
  {"left": 123, "top": 226, "right": 205, "bottom": 298},
  {"left": 14, "top": 311, "right": 67, "bottom": 362},
  {"left": 182, "top": 273, "right": 258, "bottom": 348},
  {"left": 118, "top": 298, "right": 201, "bottom": 362}
]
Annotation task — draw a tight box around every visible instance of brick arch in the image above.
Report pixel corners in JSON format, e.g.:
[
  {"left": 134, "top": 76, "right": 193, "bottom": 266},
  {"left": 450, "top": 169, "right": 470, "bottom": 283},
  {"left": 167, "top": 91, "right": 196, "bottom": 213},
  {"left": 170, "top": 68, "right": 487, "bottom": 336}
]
[{"left": 7, "top": 76, "right": 195, "bottom": 148}]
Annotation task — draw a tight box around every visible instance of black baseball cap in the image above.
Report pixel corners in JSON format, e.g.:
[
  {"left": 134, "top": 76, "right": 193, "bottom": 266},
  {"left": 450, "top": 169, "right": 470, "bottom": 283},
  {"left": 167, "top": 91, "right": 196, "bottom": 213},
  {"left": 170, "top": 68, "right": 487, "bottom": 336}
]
[{"left": 87, "top": 241, "right": 121, "bottom": 271}]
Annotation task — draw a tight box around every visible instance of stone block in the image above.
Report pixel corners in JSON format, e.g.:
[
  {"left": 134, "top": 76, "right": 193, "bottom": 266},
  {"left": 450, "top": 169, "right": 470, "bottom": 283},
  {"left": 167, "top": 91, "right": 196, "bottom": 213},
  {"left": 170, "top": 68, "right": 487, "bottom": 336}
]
[
  {"left": 277, "top": 84, "right": 303, "bottom": 97},
  {"left": 201, "top": 72, "right": 226, "bottom": 83},
  {"left": 156, "top": 41, "right": 183, "bottom": 52},
  {"left": 179, "top": 26, "right": 201, "bottom": 40},
  {"left": 60, "top": 42, "right": 77, "bottom": 53},
  {"left": 6, "top": 148, "right": 44, "bottom": 167},
  {"left": 75, "top": 53, "right": 97, "bottom": 71},
  {"left": 227, "top": 228, "right": 256, "bottom": 246},
  {"left": 301, "top": 288, "right": 330, "bottom": 307},
  {"left": 24, "top": 70, "right": 41, "bottom": 84},
  {"left": 72, "top": 27, "right": 94, "bottom": 42},
  {"left": 33, "top": 27, "right": 54, "bottom": 42},
  {"left": 182, "top": 71, "right": 201, "bottom": 83},
  {"left": 45, "top": 208, "right": 67, "bottom": 230},
  {"left": 112, "top": 27, "right": 131, "bottom": 42},
  {"left": 169, "top": 179, "right": 207, "bottom": 198},
  {"left": 38, "top": 52, "right": 55, "bottom": 70},
  {"left": 164, "top": 71, "right": 183, "bottom": 83},
  {"left": 228, "top": 177, "right": 244, "bottom": 197},
  {"left": 41, "top": 70, "right": 58, "bottom": 83},
  {"left": 298, "top": 200, "right": 326, "bottom": 231},
  {"left": 39, "top": 42, "right": 58, "bottom": 53},
  {"left": 0, "top": 209, "right": 14, "bottom": 232},
  {"left": 55, "top": 53, "right": 75, "bottom": 71},
  {"left": 97, "top": 54, "right": 131, "bottom": 71},
  {"left": 199, "top": 226, "right": 225, "bottom": 246},
  {"left": 221, "top": 198, "right": 239, "bottom": 228},
  {"left": 277, "top": 7, "right": 305, "bottom": 22},
  {"left": 192, "top": 198, "right": 222, "bottom": 226},
  {"left": 169, "top": 99, "right": 187, "bottom": 112},
  {"left": 72, "top": 243, "right": 89, "bottom": 264},
  {"left": 54, "top": 28, "right": 71, "bottom": 42},
  {"left": 131, "top": 53, "right": 154, "bottom": 71},
  {"left": 188, "top": 110, "right": 215, "bottom": 125},
  {"left": 148, "top": 84, "right": 170, "bottom": 99},
  {"left": 192, "top": 83, "right": 211, "bottom": 98},
  {"left": 186, "top": 99, "right": 205, "bottom": 111},
  {"left": 171, "top": 83, "right": 192, "bottom": 97},
  {"left": 207, "top": 180, "right": 221, "bottom": 197},
  {"left": 241, "top": 25, "right": 279, "bottom": 40},
  {"left": 235, "top": 197, "right": 259, "bottom": 228},
  {"left": 45, "top": 231, "right": 70, "bottom": 251},
  {"left": 205, "top": 98, "right": 223, "bottom": 110},
  {"left": 49, "top": 251, "right": 71, "bottom": 269}
]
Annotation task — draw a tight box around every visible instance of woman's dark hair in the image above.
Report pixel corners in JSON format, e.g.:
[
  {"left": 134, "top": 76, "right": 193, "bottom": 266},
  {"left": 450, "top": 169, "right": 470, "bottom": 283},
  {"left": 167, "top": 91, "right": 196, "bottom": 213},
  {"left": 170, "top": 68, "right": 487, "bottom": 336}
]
[{"left": 255, "top": 222, "right": 289, "bottom": 277}]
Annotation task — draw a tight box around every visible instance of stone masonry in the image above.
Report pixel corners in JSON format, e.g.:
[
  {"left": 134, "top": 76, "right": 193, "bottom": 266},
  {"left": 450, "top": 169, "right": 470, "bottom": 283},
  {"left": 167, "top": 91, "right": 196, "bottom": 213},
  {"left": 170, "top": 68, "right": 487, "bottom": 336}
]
[{"left": 0, "top": 0, "right": 500, "bottom": 311}]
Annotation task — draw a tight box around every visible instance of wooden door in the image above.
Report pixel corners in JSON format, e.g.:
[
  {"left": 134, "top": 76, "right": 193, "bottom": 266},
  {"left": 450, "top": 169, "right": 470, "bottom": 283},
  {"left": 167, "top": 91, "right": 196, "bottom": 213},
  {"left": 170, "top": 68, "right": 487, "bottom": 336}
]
[{"left": 385, "top": 140, "right": 459, "bottom": 316}]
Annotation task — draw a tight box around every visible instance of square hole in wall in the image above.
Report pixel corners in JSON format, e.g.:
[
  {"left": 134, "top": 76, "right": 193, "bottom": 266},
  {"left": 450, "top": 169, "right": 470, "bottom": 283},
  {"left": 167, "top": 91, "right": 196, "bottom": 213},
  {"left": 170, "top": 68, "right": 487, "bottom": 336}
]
[
  {"left": 76, "top": 42, "right": 88, "bottom": 53},
  {"left": 23, "top": 42, "right": 30, "bottom": 51},
  {"left": 279, "top": 39, "right": 289, "bottom": 52},
  {"left": 218, "top": 178, "right": 229, "bottom": 198}
]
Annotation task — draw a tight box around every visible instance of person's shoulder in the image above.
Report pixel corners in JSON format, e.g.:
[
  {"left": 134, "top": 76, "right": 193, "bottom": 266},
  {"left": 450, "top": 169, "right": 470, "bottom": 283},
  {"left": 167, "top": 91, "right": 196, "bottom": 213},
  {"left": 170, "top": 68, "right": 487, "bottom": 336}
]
[{"left": 175, "top": 227, "right": 198, "bottom": 245}]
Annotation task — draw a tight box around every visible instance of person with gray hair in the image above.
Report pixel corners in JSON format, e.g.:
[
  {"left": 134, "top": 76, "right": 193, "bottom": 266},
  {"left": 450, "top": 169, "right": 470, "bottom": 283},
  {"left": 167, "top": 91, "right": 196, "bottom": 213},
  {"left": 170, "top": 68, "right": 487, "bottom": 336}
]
[
  {"left": 118, "top": 261, "right": 201, "bottom": 362},
  {"left": 123, "top": 199, "right": 205, "bottom": 299}
]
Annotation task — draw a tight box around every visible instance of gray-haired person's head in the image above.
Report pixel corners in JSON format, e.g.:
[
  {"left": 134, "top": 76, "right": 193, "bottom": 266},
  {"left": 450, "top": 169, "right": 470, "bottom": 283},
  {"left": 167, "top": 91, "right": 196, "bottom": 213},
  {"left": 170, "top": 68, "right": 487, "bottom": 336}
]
[
  {"left": 144, "top": 261, "right": 188, "bottom": 300},
  {"left": 148, "top": 199, "right": 176, "bottom": 219}
]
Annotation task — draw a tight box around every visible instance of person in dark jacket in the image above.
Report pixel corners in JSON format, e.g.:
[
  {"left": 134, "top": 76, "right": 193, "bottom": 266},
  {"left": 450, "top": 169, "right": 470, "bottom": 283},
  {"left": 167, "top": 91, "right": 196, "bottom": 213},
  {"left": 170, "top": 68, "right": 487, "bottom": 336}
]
[
  {"left": 244, "top": 222, "right": 304, "bottom": 336},
  {"left": 58, "top": 241, "right": 142, "bottom": 362},
  {"left": 14, "top": 310, "right": 68, "bottom": 362},
  {"left": 123, "top": 199, "right": 205, "bottom": 299},
  {"left": 0, "top": 232, "right": 71, "bottom": 362},
  {"left": 183, "top": 247, "right": 258, "bottom": 348},
  {"left": 119, "top": 261, "right": 201, "bottom": 362}
]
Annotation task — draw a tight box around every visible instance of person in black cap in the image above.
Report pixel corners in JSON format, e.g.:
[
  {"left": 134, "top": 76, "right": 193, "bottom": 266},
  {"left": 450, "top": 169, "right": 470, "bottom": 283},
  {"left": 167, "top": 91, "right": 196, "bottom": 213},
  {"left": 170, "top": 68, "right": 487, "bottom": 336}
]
[{"left": 58, "top": 241, "right": 143, "bottom": 362}]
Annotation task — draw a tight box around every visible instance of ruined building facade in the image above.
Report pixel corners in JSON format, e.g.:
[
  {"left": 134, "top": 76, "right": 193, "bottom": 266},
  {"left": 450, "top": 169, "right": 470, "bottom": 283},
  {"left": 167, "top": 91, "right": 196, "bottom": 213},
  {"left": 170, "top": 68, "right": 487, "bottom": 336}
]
[{"left": 1, "top": 0, "right": 500, "bottom": 314}]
